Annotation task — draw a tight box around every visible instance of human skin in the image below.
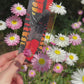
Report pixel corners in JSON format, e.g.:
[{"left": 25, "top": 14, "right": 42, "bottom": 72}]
[{"left": 0, "top": 50, "right": 26, "bottom": 84}]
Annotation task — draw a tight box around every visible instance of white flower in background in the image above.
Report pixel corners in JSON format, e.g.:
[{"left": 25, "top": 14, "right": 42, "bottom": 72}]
[
  {"left": 65, "top": 53, "right": 78, "bottom": 66},
  {"left": 81, "top": 0, "right": 84, "bottom": 4},
  {"left": 55, "top": 34, "right": 70, "bottom": 47},
  {"left": 71, "top": 69, "right": 84, "bottom": 84},
  {"left": 19, "top": 65, "right": 28, "bottom": 72},
  {"left": 0, "top": 20, "right": 7, "bottom": 30},
  {"left": 49, "top": 2, "right": 67, "bottom": 15},
  {"left": 44, "top": 32, "right": 54, "bottom": 43},
  {"left": 47, "top": 47, "right": 66, "bottom": 62}
]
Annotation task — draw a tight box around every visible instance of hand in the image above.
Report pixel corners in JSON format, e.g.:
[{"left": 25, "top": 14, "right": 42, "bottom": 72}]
[{"left": 0, "top": 50, "right": 26, "bottom": 84}]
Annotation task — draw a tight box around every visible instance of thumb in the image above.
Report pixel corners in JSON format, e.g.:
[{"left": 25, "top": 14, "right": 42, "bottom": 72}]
[{"left": 5, "top": 53, "right": 25, "bottom": 79}]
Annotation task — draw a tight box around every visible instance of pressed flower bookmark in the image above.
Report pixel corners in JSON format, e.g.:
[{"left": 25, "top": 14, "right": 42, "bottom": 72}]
[{"left": 19, "top": 0, "right": 53, "bottom": 62}]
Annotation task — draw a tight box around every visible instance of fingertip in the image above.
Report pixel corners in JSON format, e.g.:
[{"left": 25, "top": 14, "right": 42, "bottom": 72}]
[
  {"left": 17, "top": 53, "right": 26, "bottom": 61},
  {"left": 16, "top": 74, "right": 24, "bottom": 84}
]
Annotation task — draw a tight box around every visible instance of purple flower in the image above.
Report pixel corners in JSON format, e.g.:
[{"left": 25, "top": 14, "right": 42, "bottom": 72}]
[
  {"left": 71, "top": 22, "right": 80, "bottom": 29},
  {"left": 77, "top": 21, "right": 82, "bottom": 26},
  {"left": 82, "top": 17, "right": 84, "bottom": 23},
  {"left": 42, "top": 46, "right": 51, "bottom": 54},
  {"left": 31, "top": 53, "right": 52, "bottom": 72},
  {"left": 28, "top": 70, "right": 36, "bottom": 77},
  {"left": 69, "top": 33, "right": 82, "bottom": 46},
  {"left": 50, "top": 82, "right": 56, "bottom": 84},
  {"left": 23, "top": 48, "right": 32, "bottom": 57},
  {"left": 4, "top": 33, "right": 20, "bottom": 46},
  {"left": 53, "top": 63, "right": 63, "bottom": 73},
  {"left": 78, "top": 10, "right": 83, "bottom": 15},
  {"left": 11, "top": 3, "right": 26, "bottom": 16},
  {"left": 80, "top": 28, "right": 84, "bottom": 33},
  {"left": 6, "top": 15, "right": 22, "bottom": 30}
]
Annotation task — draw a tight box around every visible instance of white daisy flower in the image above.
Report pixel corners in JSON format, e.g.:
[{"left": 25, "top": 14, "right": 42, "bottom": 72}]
[
  {"left": 47, "top": 47, "right": 66, "bottom": 62},
  {"left": 44, "top": 32, "right": 54, "bottom": 44},
  {"left": 65, "top": 53, "right": 78, "bottom": 66},
  {"left": 0, "top": 20, "right": 7, "bottom": 30},
  {"left": 49, "top": 3, "right": 67, "bottom": 15},
  {"left": 81, "top": 0, "right": 84, "bottom": 4},
  {"left": 71, "top": 69, "right": 84, "bottom": 84},
  {"left": 55, "top": 34, "right": 70, "bottom": 47}
]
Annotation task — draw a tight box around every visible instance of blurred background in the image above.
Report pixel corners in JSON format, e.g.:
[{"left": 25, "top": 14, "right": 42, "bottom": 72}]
[{"left": 0, "top": 0, "right": 83, "bottom": 54}]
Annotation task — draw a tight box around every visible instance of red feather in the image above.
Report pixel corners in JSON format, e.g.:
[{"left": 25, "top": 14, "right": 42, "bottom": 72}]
[{"left": 25, "top": 39, "right": 39, "bottom": 61}]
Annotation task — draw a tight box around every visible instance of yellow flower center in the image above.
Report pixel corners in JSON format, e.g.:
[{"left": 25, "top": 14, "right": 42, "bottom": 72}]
[
  {"left": 79, "top": 11, "right": 82, "bottom": 13},
  {"left": 45, "top": 35, "right": 50, "bottom": 39},
  {"left": 0, "top": 23, "right": 2, "bottom": 26},
  {"left": 59, "top": 37, "right": 65, "bottom": 41},
  {"left": 21, "top": 66, "right": 24, "bottom": 69},
  {"left": 16, "top": 6, "right": 22, "bottom": 10},
  {"left": 69, "top": 55, "right": 74, "bottom": 60},
  {"left": 38, "top": 58, "right": 45, "bottom": 65},
  {"left": 56, "top": 5, "right": 61, "bottom": 8},
  {"left": 56, "top": 66, "right": 60, "bottom": 70},
  {"left": 54, "top": 50, "right": 61, "bottom": 55},
  {"left": 74, "top": 24, "right": 77, "bottom": 27},
  {"left": 72, "top": 36, "right": 78, "bottom": 40},
  {"left": 12, "top": 20, "right": 17, "bottom": 25},
  {"left": 53, "top": 41, "right": 55, "bottom": 43},
  {"left": 46, "top": 47, "right": 49, "bottom": 51},
  {"left": 52, "top": 82, "right": 55, "bottom": 84},
  {"left": 10, "top": 36, "right": 15, "bottom": 40},
  {"left": 82, "top": 76, "right": 84, "bottom": 82},
  {"left": 31, "top": 72, "right": 34, "bottom": 75}
]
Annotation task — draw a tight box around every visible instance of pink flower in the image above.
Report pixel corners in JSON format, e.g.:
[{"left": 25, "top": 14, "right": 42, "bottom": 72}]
[
  {"left": 11, "top": 3, "right": 26, "bottom": 16},
  {"left": 77, "top": 21, "right": 82, "bottom": 26},
  {"left": 69, "top": 33, "right": 82, "bottom": 46},
  {"left": 4, "top": 33, "right": 20, "bottom": 46},
  {"left": 31, "top": 53, "right": 52, "bottom": 72},
  {"left": 6, "top": 15, "right": 22, "bottom": 30},
  {"left": 19, "top": 65, "right": 28, "bottom": 72},
  {"left": 78, "top": 10, "right": 83, "bottom": 15},
  {"left": 42, "top": 46, "right": 51, "bottom": 54},
  {"left": 82, "top": 17, "right": 84, "bottom": 23},
  {"left": 50, "top": 42, "right": 56, "bottom": 45},
  {"left": 71, "top": 22, "right": 80, "bottom": 29},
  {"left": 28, "top": 70, "right": 36, "bottom": 77},
  {"left": 50, "top": 82, "right": 56, "bottom": 84},
  {"left": 53, "top": 63, "right": 63, "bottom": 73},
  {"left": 80, "top": 28, "right": 84, "bottom": 33},
  {"left": 23, "top": 48, "right": 32, "bottom": 57}
]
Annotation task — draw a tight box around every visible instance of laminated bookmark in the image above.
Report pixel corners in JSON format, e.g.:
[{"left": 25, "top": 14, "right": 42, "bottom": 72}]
[{"left": 19, "top": 0, "right": 53, "bottom": 61}]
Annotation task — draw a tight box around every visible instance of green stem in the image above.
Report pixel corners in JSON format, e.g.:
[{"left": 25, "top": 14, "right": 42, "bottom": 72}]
[
  {"left": 1, "top": 31, "right": 4, "bottom": 37},
  {"left": 77, "top": 15, "right": 81, "bottom": 22},
  {"left": 48, "top": 14, "right": 57, "bottom": 44},
  {"left": 51, "top": 14, "right": 57, "bottom": 33},
  {"left": 14, "top": 29, "right": 17, "bottom": 34},
  {"left": 74, "top": 29, "right": 77, "bottom": 34}
]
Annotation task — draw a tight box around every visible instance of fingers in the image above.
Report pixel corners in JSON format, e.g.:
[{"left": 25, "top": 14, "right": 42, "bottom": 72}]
[
  {"left": 0, "top": 60, "right": 13, "bottom": 72},
  {"left": 11, "top": 74, "right": 23, "bottom": 84},
  {"left": 0, "top": 50, "right": 18, "bottom": 67},
  {"left": 5, "top": 53, "right": 25, "bottom": 79},
  {"left": 15, "top": 74, "right": 24, "bottom": 84}
]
